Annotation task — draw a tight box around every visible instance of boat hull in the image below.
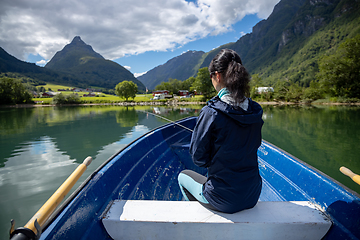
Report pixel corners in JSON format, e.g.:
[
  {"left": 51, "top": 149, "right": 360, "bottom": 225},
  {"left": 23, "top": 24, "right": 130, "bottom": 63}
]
[
  {"left": 39, "top": 117, "right": 360, "bottom": 240},
  {"left": 258, "top": 140, "right": 360, "bottom": 239}
]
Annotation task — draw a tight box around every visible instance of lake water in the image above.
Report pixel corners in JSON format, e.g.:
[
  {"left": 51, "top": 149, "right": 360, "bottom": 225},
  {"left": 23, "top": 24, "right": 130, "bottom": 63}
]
[{"left": 1, "top": 104, "right": 359, "bottom": 239}]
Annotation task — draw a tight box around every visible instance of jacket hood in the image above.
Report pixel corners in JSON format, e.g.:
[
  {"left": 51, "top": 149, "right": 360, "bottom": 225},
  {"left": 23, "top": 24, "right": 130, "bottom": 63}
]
[{"left": 207, "top": 96, "right": 263, "bottom": 126}]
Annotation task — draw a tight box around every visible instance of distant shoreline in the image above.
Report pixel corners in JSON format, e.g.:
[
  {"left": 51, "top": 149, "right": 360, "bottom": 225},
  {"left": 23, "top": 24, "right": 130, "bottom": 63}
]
[
  {"left": 2, "top": 100, "right": 360, "bottom": 108},
  {"left": 2, "top": 101, "right": 205, "bottom": 108}
]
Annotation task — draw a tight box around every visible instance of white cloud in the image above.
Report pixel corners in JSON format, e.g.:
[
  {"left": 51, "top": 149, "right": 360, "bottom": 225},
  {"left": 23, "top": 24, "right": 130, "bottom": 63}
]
[
  {"left": 0, "top": 0, "right": 280, "bottom": 61},
  {"left": 134, "top": 72, "right": 147, "bottom": 78},
  {"left": 36, "top": 59, "right": 49, "bottom": 66},
  {"left": 124, "top": 66, "right": 131, "bottom": 70}
]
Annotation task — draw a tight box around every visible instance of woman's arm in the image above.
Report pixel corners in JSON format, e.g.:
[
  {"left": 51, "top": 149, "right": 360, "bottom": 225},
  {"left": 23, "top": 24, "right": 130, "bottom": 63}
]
[{"left": 189, "top": 108, "right": 215, "bottom": 168}]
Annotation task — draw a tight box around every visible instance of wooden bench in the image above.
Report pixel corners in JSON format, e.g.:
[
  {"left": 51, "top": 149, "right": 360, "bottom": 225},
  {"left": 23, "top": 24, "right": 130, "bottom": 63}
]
[{"left": 102, "top": 200, "right": 332, "bottom": 240}]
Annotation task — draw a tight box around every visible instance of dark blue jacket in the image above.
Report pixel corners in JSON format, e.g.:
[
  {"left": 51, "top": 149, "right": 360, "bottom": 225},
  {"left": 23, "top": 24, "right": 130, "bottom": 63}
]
[{"left": 190, "top": 96, "right": 263, "bottom": 213}]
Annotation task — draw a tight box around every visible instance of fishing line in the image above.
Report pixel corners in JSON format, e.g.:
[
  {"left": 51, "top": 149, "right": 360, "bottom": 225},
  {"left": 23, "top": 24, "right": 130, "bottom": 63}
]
[{"left": 138, "top": 110, "right": 194, "bottom": 133}]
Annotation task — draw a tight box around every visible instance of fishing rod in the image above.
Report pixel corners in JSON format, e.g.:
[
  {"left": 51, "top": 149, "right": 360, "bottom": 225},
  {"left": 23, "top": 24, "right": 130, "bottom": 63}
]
[{"left": 138, "top": 110, "right": 194, "bottom": 133}]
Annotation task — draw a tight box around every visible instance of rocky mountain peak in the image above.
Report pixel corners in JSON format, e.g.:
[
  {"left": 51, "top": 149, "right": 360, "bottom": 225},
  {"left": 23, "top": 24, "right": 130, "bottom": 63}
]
[
  {"left": 63, "top": 36, "right": 104, "bottom": 59},
  {"left": 45, "top": 36, "right": 104, "bottom": 70},
  {"left": 71, "top": 36, "right": 83, "bottom": 44}
]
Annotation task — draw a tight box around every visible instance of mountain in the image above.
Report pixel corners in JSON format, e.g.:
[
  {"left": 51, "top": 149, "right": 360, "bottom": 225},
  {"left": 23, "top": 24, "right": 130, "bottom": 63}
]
[
  {"left": 138, "top": 50, "right": 205, "bottom": 90},
  {"left": 228, "top": 0, "right": 360, "bottom": 86},
  {"left": 0, "top": 37, "right": 146, "bottom": 91},
  {"left": 45, "top": 36, "right": 105, "bottom": 70},
  {"left": 140, "top": 0, "right": 360, "bottom": 88},
  {"left": 45, "top": 36, "right": 145, "bottom": 91},
  {"left": 0, "top": 46, "right": 47, "bottom": 76},
  {"left": 0, "top": 46, "right": 86, "bottom": 86},
  {"left": 200, "top": 0, "right": 308, "bottom": 71}
]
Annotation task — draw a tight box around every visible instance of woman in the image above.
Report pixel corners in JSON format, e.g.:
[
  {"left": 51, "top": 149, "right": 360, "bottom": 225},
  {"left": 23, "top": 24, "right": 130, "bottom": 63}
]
[{"left": 178, "top": 49, "right": 263, "bottom": 214}]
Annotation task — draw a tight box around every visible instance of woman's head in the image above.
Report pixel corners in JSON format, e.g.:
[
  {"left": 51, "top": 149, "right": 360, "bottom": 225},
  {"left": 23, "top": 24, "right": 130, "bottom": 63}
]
[{"left": 209, "top": 49, "right": 250, "bottom": 103}]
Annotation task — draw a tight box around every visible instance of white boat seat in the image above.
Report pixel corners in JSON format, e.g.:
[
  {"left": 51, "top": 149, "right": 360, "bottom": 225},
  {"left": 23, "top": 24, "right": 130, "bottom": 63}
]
[{"left": 102, "top": 200, "right": 332, "bottom": 240}]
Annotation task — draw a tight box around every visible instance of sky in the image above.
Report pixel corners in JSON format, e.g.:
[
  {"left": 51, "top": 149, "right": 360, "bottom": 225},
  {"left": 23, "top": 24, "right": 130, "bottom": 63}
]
[{"left": 0, "top": 0, "right": 280, "bottom": 77}]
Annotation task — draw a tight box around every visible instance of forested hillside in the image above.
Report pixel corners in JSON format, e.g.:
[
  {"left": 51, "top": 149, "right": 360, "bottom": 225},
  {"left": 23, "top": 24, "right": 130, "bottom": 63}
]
[
  {"left": 0, "top": 37, "right": 146, "bottom": 91},
  {"left": 249, "top": 0, "right": 360, "bottom": 86},
  {"left": 0, "top": 47, "right": 86, "bottom": 87},
  {"left": 138, "top": 50, "right": 205, "bottom": 90},
  {"left": 200, "top": 0, "right": 360, "bottom": 86}
]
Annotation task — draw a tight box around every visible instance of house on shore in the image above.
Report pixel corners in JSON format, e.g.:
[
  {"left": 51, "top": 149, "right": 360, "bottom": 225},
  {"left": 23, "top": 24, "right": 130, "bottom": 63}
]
[
  {"left": 257, "top": 87, "right": 274, "bottom": 94},
  {"left": 41, "top": 91, "right": 61, "bottom": 97}
]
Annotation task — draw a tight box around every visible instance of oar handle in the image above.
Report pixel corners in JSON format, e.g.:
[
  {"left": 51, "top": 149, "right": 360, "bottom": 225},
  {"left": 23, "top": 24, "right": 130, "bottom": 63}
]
[
  {"left": 10, "top": 156, "right": 92, "bottom": 240},
  {"left": 340, "top": 166, "right": 360, "bottom": 185}
]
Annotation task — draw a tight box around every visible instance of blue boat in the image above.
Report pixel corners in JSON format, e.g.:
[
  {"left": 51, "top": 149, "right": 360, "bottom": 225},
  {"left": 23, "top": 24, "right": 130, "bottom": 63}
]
[{"left": 10, "top": 117, "right": 360, "bottom": 240}]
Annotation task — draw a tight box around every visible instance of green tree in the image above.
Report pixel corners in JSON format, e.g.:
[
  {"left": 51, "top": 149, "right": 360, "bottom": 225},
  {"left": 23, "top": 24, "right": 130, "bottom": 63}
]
[
  {"left": 154, "top": 77, "right": 196, "bottom": 95},
  {"left": 182, "top": 77, "right": 196, "bottom": 91},
  {"left": 115, "top": 80, "right": 138, "bottom": 101},
  {"left": 191, "top": 67, "right": 215, "bottom": 99},
  {"left": 303, "top": 81, "right": 324, "bottom": 101},
  {"left": 273, "top": 80, "right": 291, "bottom": 101},
  {"left": 52, "top": 93, "right": 66, "bottom": 104},
  {"left": 169, "top": 78, "right": 183, "bottom": 94},
  {"left": 285, "top": 84, "right": 303, "bottom": 102},
  {"left": 38, "top": 86, "right": 46, "bottom": 92},
  {"left": 273, "top": 80, "right": 304, "bottom": 102},
  {"left": 318, "top": 34, "right": 360, "bottom": 98},
  {"left": 155, "top": 78, "right": 182, "bottom": 94},
  {"left": 65, "top": 93, "right": 81, "bottom": 104},
  {"left": 250, "top": 74, "right": 263, "bottom": 99},
  {"left": 52, "top": 93, "right": 81, "bottom": 105},
  {"left": 0, "top": 77, "right": 32, "bottom": 105},
  {"left": 155, "top": 81, "right": 171, "bottom": 91},
  {"left": 250, "top": 74, "right": 263, "bottom": 88}
]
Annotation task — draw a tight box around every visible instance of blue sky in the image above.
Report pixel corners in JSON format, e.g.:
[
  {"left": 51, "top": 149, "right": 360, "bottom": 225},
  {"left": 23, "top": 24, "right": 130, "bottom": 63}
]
[
  {"left": 1, "top": 0, "right": 280, "bottom": 77},
  {"left": 114, "top": 14, "right": 262, "bottom": 76}
]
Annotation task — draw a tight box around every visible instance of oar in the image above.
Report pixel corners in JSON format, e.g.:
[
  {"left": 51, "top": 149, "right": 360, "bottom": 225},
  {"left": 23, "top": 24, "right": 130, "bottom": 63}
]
[
  {"left": 10, "top": 156, "right": 92, "bottom": 240},
  {"left": 340, "top": 166, "right": 360, "bottom": 185}
]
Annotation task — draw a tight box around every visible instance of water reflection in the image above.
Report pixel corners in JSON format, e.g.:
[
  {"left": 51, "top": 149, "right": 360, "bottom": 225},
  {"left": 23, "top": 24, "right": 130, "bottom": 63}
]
[
  {"left": 0, "top": 105, "right": 201, "bottom": 240},
  {"left": 0, "top": 108, "right": 36, "bottom": 135},
  {"left": 1, "top": 106, "right": 145, "bottom": 165},
  {"left": 261, "top": 104, "right": 360, "bottom": 195},
  {"left": 0, "top": 106, "right": 202, "bottom": 164},
  {"left": 0, "top": 136, "right": 76, "bottom": 236},
  {"left": 116, "top": 107, "right": 139, "bottom": 128}
]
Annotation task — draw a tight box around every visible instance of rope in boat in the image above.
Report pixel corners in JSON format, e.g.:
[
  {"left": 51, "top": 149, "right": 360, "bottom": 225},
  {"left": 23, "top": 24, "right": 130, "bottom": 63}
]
[{"left": 138, "top": 110, "right": 194, "bottom": 133}]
